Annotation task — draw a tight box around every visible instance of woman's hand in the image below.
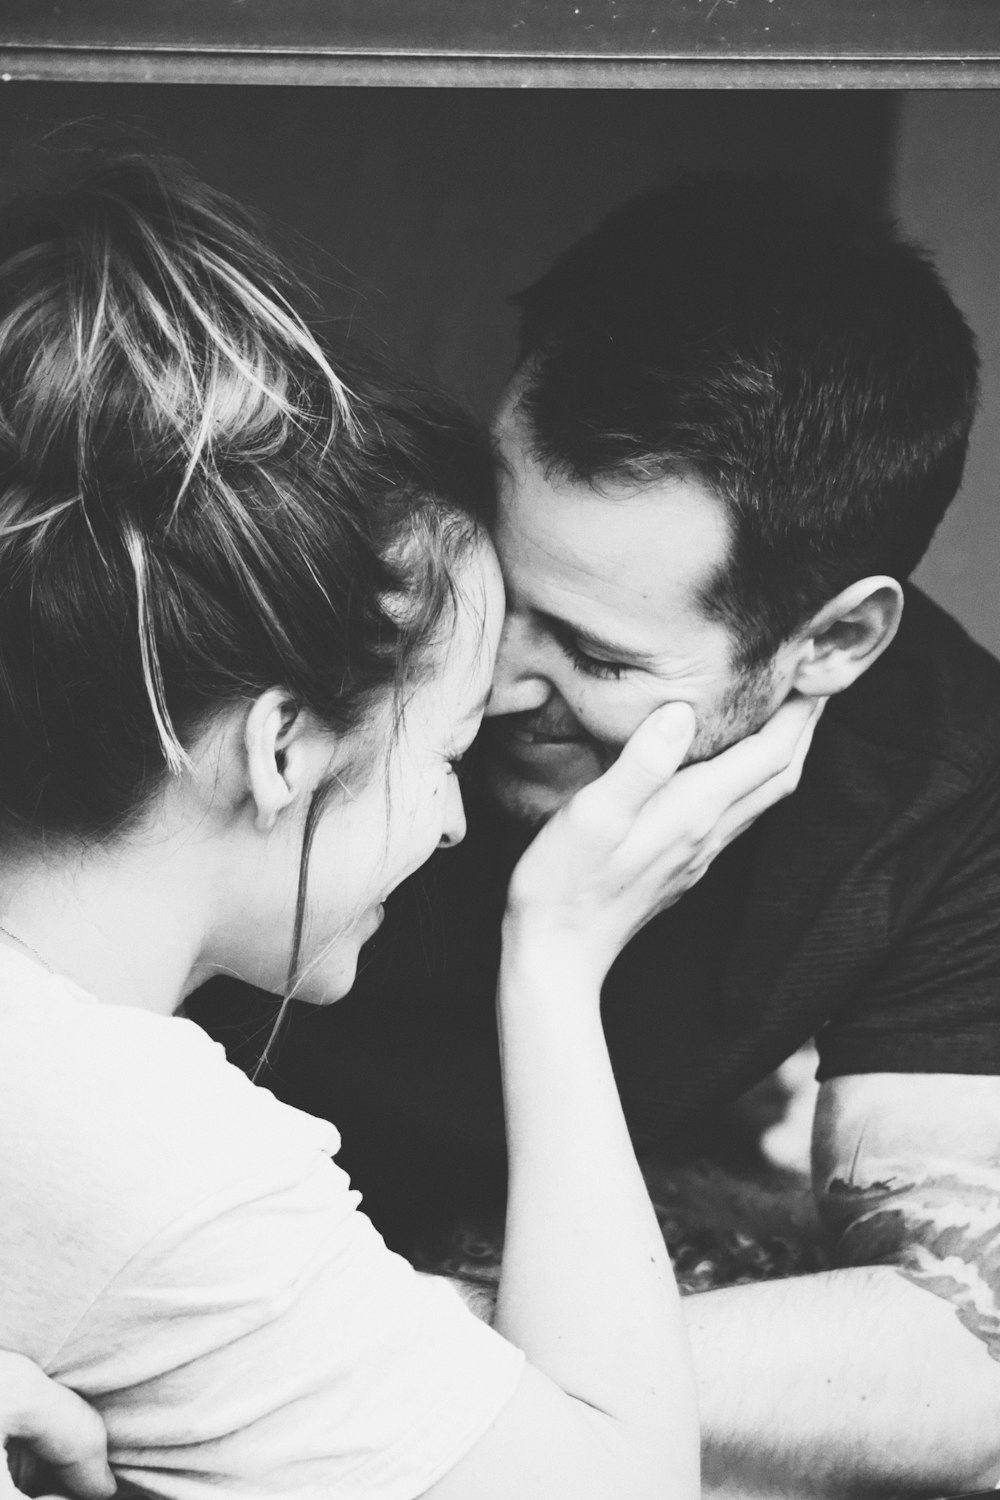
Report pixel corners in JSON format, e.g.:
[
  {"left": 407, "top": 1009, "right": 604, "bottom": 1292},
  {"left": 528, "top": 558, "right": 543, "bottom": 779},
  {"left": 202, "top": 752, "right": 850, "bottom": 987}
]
[
  {"left": 0, "top": 1354, "right": 113, "bottom": 1500},
  {"left": 506, "top": 692, "right": 824, "bottom": 983}
]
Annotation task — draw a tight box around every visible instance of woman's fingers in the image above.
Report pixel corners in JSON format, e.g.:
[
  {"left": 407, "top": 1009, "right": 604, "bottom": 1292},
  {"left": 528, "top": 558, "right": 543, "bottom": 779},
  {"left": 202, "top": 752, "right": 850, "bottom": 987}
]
[
  {"left": 575, "top": 701, "right": 696, "bottom": 827},
  {"left": 599, "top": 693, "right": 821, "bottom": 856},
  {"left": 507, "top": 702, "right": 696, "bottom": 922},
  {"left": 710, "top": 695, "right": 825, "bottom": 845},
  {"left": 508, "top": 691, "right": 825, "bottom": 973},
  {"left": 687, "top": 692, "right": 824, "bottom": 840},
  {"left": 0, "top": 1355, "right": 113, "bottom": 1500},
  {"left": 683, "top": 693, "right": 823, "bottom": 812},
  {"left": 622, "top": 694, "right": 823, "bottom": 867}
]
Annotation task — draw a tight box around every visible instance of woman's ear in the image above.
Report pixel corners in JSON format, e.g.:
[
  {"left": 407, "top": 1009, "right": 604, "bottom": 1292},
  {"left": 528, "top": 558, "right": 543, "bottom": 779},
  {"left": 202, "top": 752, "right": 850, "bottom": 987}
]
[
  {"left": 790, "top": 578, "right": 904, "bottom": 698},
  {"left": 244, "top": 689, "right": 301, "bottom": 832}
]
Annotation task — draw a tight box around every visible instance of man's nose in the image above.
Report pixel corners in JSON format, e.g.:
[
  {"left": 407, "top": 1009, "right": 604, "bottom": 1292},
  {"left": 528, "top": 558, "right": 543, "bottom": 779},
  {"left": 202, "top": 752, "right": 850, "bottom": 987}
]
[
  {"left": 485, "top": 613, "right": 552, "bottom": 718},
  {"left": 438, "top": 773, "right": 468, "bottom": 848}
]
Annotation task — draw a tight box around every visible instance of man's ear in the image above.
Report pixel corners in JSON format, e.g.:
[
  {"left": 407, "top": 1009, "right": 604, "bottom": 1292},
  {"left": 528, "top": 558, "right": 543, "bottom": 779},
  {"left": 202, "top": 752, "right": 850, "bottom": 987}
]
[
  {"left": 244, "top": 689, "right": 302, "bottom": 833},
  {"left": 789, "top": 577, "right": 904, "bottom": 698}
]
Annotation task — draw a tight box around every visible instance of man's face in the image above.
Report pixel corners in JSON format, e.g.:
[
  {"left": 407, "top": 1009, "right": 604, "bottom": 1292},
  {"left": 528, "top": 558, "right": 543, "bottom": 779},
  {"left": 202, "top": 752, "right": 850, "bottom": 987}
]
[{"left": 481, "top": 404, "right": 782, "bottom": 826}]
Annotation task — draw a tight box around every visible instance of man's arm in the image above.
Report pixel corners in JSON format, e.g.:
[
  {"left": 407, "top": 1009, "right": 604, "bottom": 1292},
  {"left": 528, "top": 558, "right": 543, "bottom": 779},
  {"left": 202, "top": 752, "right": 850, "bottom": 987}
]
[{"left": 682, "top": 1071, "right": 1000, "bottom": 1500}]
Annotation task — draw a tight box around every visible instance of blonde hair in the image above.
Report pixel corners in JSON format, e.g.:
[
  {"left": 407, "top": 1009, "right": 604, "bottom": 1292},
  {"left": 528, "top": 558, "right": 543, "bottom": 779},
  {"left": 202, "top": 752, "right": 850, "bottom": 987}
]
[{"left": 0, "top": 153, "right": 493, "bottom": 847}]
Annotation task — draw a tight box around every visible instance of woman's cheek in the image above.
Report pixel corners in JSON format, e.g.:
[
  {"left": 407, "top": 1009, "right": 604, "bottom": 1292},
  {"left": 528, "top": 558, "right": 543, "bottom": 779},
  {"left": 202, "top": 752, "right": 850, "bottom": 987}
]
[{"left": 394, "top": 770, "right": 444, "bottom": 871}]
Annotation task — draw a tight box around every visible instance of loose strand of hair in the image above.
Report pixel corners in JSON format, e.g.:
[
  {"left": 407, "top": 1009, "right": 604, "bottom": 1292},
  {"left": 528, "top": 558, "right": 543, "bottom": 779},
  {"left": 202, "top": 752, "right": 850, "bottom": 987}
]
[
  {"left": 209, "top": 475, "right": 311, "bottom": 662},
  {"left": 0, "top": 494, "right": 78, "bottom": 539},
  {"left": 130, "top": 219, "right": 356, "bottom": 483},
  {"left": 251, "top": 776, "right": 336, "bottom": 1083},
  {"left": 198, "top": 244, "right": 357, "bottom": 447},
  {"left": 122, "top": 520, "right": 193, "bottom": 775}
]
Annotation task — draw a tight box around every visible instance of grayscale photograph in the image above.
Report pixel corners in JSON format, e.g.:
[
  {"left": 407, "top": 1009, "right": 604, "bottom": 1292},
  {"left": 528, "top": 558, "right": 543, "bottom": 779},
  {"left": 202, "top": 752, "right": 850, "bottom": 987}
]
[{"left": 0, "top": 6, "right": 998, "bottom": 1498}]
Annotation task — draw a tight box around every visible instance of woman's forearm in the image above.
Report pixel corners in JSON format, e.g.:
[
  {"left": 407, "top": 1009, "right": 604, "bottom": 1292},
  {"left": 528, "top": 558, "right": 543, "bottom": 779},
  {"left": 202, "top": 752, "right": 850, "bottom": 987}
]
[
  {"left": 493, "top": 923, "right": 699, "bottom": 1495},
  {"left": 476, "top": 700, "right": 818, "bottom": 1497}
]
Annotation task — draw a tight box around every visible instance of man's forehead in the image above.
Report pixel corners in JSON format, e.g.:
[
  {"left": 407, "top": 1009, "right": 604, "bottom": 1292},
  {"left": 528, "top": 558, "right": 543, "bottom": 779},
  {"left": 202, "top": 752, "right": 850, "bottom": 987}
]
[{"left": 493, "top": 421, "right": 730, "bottom": 636}]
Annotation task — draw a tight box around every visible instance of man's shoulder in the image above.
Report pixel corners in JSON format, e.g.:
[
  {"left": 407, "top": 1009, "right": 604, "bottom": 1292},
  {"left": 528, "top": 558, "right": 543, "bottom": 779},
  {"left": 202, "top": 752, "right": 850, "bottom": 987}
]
[
  {"left": 829, "top": 586, "right": 1000, "bottom": 789},
  {"left": 752, "top": 588, "right": 1000, "bottom": 943}
]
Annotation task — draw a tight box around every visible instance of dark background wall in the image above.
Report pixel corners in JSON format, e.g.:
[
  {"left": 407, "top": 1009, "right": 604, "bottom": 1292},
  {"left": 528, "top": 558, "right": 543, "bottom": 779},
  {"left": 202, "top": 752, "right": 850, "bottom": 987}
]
[
  {"left": 895, "top": 93, "right": 1000, "bottom": 658},
  {"left": 1, "top": 86, "right": 995, "bottom": 655},
  {"left": 0, "top": 85, "right": 895, "bottom": 417}
]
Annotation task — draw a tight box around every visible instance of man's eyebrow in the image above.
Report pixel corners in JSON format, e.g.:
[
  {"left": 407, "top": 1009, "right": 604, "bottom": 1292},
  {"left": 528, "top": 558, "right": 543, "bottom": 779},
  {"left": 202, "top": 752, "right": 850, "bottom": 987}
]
[{"left": 542, "top": 612, "right": 660, "bottom": 665}]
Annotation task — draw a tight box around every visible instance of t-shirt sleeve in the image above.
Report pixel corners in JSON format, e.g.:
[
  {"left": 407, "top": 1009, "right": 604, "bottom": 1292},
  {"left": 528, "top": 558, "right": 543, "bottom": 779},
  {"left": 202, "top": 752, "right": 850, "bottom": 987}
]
[
  {"left": 23, "top": 1007, "right": 523, "bottom": 1500},
  {"left": 54, "top": 1158, "right": 523, "bottom": 1500},
  {"left": 817, "top": 775, "right": 1000, "bottom": 1080}
]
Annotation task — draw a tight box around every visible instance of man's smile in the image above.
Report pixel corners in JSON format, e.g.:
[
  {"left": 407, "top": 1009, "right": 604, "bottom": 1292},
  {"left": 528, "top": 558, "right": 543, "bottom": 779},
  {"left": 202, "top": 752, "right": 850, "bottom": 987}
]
[
  {"left": 480, "top": 714, "right": 611, "bottom": 793},
  {"left": 483, "top": 711, "right": 589, "bottom": 754},
  {"left": 506, "top": 724, "right": 583, "bottom": 748}
]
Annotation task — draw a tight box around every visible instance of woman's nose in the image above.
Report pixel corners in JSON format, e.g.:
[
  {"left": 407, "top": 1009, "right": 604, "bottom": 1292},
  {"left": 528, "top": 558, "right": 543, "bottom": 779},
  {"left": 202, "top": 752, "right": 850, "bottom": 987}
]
[
  {"left": 438, "top": 775, "right": 468, "bottom": 849},
  {"left": 484, "top": 614, "right": 553, "bottom": 718}
]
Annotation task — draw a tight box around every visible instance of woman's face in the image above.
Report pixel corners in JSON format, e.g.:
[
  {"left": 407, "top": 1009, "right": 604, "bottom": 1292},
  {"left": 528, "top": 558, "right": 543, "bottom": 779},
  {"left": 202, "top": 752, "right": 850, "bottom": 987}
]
[{"left": 269, "top": 534, "right": 504, "bottom": 1003}]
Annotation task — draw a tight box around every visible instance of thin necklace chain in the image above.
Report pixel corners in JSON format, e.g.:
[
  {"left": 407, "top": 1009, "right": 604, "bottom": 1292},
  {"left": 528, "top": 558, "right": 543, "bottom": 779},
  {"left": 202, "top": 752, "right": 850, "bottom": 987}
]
[{"left": 0, "top": 921, "right": 56, "bottom": 975}]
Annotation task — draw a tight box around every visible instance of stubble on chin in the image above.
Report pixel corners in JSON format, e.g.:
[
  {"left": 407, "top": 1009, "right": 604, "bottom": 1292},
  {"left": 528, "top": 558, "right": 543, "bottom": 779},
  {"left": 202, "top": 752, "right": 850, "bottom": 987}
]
[{"left": 483, "top": 765, "right": 572, "bottom": 830}]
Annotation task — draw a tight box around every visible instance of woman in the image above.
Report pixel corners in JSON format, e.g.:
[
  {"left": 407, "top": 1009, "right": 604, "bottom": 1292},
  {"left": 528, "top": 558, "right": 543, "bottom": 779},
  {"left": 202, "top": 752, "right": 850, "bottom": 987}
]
[{"left": 0, "top": 151, "right": 701, "bottom": 1498}]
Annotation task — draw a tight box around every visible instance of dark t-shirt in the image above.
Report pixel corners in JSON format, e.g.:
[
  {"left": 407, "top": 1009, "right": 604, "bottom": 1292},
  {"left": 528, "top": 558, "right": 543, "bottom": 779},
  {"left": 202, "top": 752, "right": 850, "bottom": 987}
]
[{"left": 194, "top": 588, "right": 1000, "bottom": 1252}]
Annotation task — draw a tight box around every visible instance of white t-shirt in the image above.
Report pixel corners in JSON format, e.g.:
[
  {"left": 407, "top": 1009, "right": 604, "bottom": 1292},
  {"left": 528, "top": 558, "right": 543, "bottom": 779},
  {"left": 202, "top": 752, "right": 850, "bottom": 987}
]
[{"left": 0, "top": 947, "right": 523, "bottom": 1498}]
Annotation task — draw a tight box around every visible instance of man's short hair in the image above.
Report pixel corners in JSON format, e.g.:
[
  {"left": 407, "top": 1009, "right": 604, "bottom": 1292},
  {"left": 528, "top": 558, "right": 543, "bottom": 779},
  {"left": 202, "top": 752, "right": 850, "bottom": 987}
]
[{"left": 512, "top": 173, "right": 980, "bottom": 667}]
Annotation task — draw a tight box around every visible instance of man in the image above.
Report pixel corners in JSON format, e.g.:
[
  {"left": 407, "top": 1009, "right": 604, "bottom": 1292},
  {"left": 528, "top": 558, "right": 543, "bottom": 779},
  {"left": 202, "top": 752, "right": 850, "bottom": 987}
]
[{"left": 202, "top": 174, "right": 1000, "bottom": 1496}]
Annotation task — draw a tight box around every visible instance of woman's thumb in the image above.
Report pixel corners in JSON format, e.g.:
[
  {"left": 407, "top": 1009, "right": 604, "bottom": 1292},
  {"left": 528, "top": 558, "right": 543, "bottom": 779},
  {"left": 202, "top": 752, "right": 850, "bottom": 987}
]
[{"left": 598, "top": 702, "right": 696, "bottom": 814}]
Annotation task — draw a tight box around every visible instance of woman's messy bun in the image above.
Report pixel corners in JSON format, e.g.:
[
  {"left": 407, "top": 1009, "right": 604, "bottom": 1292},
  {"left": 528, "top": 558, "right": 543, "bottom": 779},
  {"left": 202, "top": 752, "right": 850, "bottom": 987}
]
[{"left": 0, "top": 153, "right": 493, "bottom": 840}]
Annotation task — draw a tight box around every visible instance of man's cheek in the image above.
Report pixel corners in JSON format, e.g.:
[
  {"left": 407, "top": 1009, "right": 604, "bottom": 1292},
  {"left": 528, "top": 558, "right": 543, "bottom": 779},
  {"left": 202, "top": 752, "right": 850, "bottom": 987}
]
[{"left": 576, "top": 686, "right": 688, "bottom": 767}]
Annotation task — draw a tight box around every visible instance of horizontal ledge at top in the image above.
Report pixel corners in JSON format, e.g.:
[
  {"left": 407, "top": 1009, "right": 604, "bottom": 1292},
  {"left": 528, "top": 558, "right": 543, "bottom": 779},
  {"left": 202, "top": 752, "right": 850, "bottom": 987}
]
[
  {"left": 4, "top": 43, "right": 1000, "bottom": 60},
  {"left": 2, "top": 50, "right": 998, "bottom": 88},
  {"left": 3, "top": 46, "right": 999, "bottom": 65}
]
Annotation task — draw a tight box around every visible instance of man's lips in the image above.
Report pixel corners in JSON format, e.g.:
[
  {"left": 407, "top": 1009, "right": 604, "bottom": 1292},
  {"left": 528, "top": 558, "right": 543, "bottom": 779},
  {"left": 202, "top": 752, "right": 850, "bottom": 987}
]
[
  {"left": 484, "top": 716, "right": 586, "bottom": 749},
  {"left": 504, "top": 724, "right": 584, "bottom": 747},
  {"left": 483, "top": 719, "right": 597, "bottom": 767}
]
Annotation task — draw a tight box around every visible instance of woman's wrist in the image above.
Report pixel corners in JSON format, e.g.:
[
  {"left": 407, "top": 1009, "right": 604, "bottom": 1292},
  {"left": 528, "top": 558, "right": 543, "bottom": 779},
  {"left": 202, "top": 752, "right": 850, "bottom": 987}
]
[{"left": 499, "top": 909, "right": 609, "bottom": 1008}]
